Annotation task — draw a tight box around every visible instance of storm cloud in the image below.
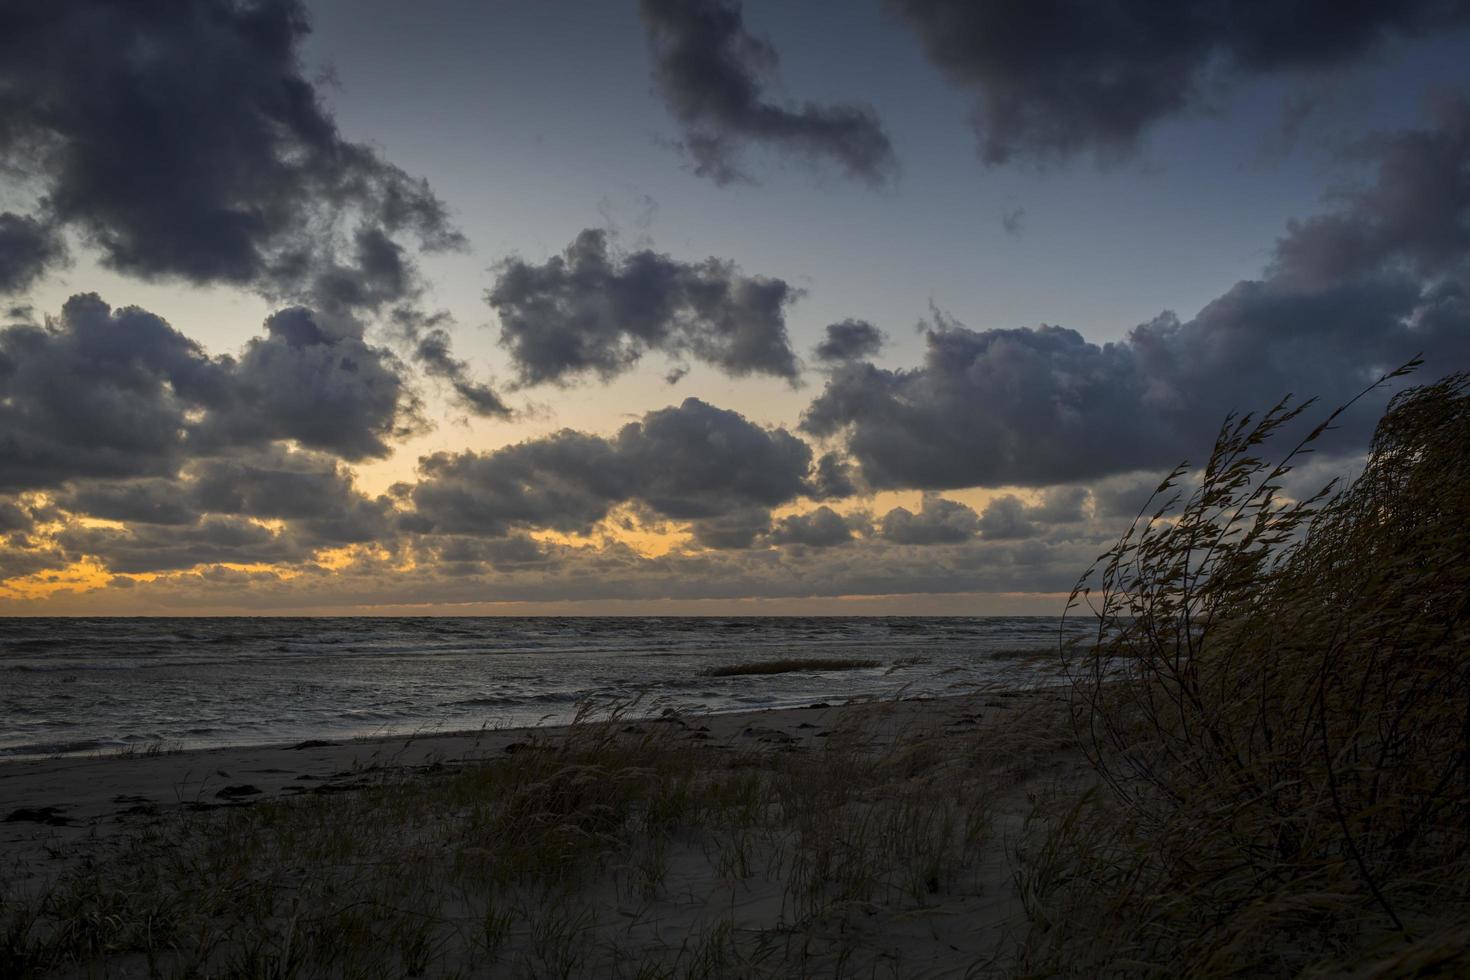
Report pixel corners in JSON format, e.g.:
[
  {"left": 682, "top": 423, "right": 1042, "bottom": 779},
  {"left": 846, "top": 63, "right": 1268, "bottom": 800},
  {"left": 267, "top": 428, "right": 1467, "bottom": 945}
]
[
  {"left": 0, "top": 294, "right": 224, "bottom": 491},
  {"left": 191, "top": 307, "right": 422, "bottom": 462},
  {"left": 0, "top": 213, "right": 66, "bottom": 295},
  {"left": 803, "top": 104, "right": 1470, "bottom": 489},
  {"left": 0, "top": 0, "right": 463, "bottom": 311},
  {"left": 488, "top": 229, "right": 801, "bottom": 386},
  {"left": 887, "top": 0, "right": 1470, "bottom": 166},
  {"left": 878, "top": 495, "right": 979, "bottom": 545},
  {"left": 0, "top": 296, "right": 421, "bottom": 493},
  {"left": 52, "top": 444, "right": 392, "bottom": 574},
  {"left": 408, "top": 397, "right": 815, "bottom": 540},
  {"left": 391, "top": 309, "right": 511, "bottom": 419},
  {"left": 640, "top": 0, "right": 896, "bottom": 185},
  {"left": 813, "top": 319, "right": 886, "bottom": 363},
  {"left": 769, "top": 506, "right": 856, "bottom": 548},
  {"left": 57, "top": 517, "right": 311, "bottom": 575}
]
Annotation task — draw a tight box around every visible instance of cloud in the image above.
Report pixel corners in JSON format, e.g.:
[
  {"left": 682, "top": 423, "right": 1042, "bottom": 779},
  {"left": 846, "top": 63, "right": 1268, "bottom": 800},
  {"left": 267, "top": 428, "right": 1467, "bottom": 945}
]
[
  {"left": 0, "top": 295, "right": 423, "bottom": 494},
  {"left": 57, "top": 479, "right": 200, "bottom": 527},
  {"left": 56, "top": 510, "right": 1116, "bottom": 611},
  {"left": 488, "top": 229, "right": 801, "bottom": 386},
  {"left": 390, "top": 309, "right": 511, "bottom": 419},
  {"left": 1088, "top": 471, "right": 1170, "bottom": 522},
  {"left": 769, "top": 505, "right": 855, "bottom": 548},
  {"left": 640, "top": 0, "right": 896, "bottom": 185},
  {"left": 689, "top": 506, "right": 774, "bottom": 550},
  {"left": 806, "top": 451, "right": 859, "bottom": 499},
  {"left": 0, "top": 294, "right": 224, "bottom": 491},
  {"left": 408, "top": 397, "right": 814, "bottom": 540},
  {"left": 50, "top": 445, "right": 391, "bottom": 573},
  {"left": 886, "top": 0, "right": 1470, "bottom": 166},
  {"left": 1000, "top": 206, "right": 1025, "bottom": 236},
  {"left": 1271, "top": 94, "right": 1470, "bottom": 289},
  {"left": 878, "top": 494, "right": 979, "bottom": 544},
  {"left": 803, "top": 104, "right": 1470, "bottom": 489},
  {"left": 0, "top": 498, "right": 33, "bottom": 534},
  {"left": 813, "top": 319, "right": 886, "bottom": 362},
  {"left": 187, "top": 446, "right": 392, "bottom": 546},
  {"left": 1027, "top": 486, "right": 1090, "bottom": 523},
  {"left": 0, "top": 0, "right": 463, "bottom": 313},
  {"left": 57, "top": 517, "right": 310, "bottom": 575},
  {"left": 192, "top": 307, "right": 422, "bottom": 461},
  {"left": 428, "top": 535, "right": 550, "bottom": 573},
  {"left": 0, "top": 213, "right": 66, "bottom": 295},
  {"left": 976, "top": 496, "right": 1037, "bottom": 540}
]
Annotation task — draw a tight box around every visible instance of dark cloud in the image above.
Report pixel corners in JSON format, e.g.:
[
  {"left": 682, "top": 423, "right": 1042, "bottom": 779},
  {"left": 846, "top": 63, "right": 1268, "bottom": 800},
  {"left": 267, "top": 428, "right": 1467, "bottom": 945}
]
[
  {"left": 429, "top": 535, "right": 549, "bottom": 573},
  {"left": 976, "top": 496, "right": 1037, "bottom": 540},
  {"left": 193, "top": 307, "right": 422, "bottom": 461},
  {"left": 0, "top": 541, "right": 65, "bottom": 581},
  {"left": 0, "top": 498, "right": 33, "bottom": 534},
  {"left": 640, "top": 0, "right": 896, "bottom": 185},
  {"left": 79, "top": 512, "right": 1118, "bottom": 610},
  {"left": 1272, "top": 94, "right": 1470, "bottom": 289},
  {"left": 618, "top": 398, "right": 812, "bottom": 518},
  {"left": 488, "top": 229, "right": 801, "bottom": 386},
  {"left": 1088, "top": 471, "right": 1169, "bottom": 522},
  {"left": 887, "top": 0, "right": 1470, "bottom": 166},
  {"left": 813, "top": 319, "right": 885, "bottom": 363},
  {"left": 409, "top": 397, "right": 812, "bottom": 541},
  {"left": 0, "top": 294, "right": 224, "bottom": 492},
  {"left": 390, "top": 309, "right": 511, "bottom": 419},
  {"left": 0, "top": 296, "right": 423, "bottom": 494},
  {"left": 57, "top": 479, "right": 199, "bottom": 526},
  {"left": 804, "top": 106, "right": 1470, "bottom": 489},
  {"left": 878, "top": 494, "right": 979, "bottom": 544},
  {"left": 769, "top": 506, "right": 854, "bottom": 548},
  {"left": 187, "top": 446, "right": 391, "bottom": 546},
  {"left": 0, "top": 213, "right": 66, "bottom": 294},
  {"left": 410, "top": 431, "right": 633, "bottom": 539},
  {"left": 803, "top": 325, "right": 1163, "bottom": 488},
  {"left": 0, "top": 0, "right": 463, "bottom": 312},
  {"left": 50, "top": 445, "right": 393, "bottom": 572},
  {"left": 1027, "top": 486, "right": 1089, "bottom": 524},
  {"left": 57, "top": 516, "right": 309, "bottom": 575},
  {"left": 806, "top": 451, "right": 859, "bottom": 500},
  {"left": 689, "top": 506, "right": 773, "bottom": 550}
]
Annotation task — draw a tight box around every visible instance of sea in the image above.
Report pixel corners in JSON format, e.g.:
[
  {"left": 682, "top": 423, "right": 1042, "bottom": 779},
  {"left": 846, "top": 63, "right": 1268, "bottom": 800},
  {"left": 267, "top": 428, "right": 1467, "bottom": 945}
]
[{"left": 0, "top": 617, "right": 1086, "bottom": 761}]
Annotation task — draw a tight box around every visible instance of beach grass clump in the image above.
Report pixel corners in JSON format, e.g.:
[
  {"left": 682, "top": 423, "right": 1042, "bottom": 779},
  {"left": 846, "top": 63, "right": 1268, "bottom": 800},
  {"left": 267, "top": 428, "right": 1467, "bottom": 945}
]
[
  {"left": 1, "top": 697, "right": 1006, "bottom": 977},
  {"left": 702, "top": 657, "right": 878, "bottom": 677},
  {"left": 1017, "top": 368, "right": 1470, "bottom": 976}
]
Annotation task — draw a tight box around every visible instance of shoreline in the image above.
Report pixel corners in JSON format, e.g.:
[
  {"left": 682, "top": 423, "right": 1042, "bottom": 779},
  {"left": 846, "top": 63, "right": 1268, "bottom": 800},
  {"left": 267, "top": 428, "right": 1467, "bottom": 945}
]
[
  {"left": 2, "top": 686, "right": 1081, "bottom": 977},
  {"left": 0, "top": 692, "right": 928, "bottom": 768},
  {"left": 2, "top": 690, "right": 1059, "bottom": 878}
]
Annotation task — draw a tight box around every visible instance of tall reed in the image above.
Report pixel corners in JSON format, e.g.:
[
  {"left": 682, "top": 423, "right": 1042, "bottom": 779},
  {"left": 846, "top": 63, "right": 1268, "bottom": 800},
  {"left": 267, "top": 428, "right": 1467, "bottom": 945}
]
[{"left": 1020, "top": 367, "right": 1470, "bottom": 976}]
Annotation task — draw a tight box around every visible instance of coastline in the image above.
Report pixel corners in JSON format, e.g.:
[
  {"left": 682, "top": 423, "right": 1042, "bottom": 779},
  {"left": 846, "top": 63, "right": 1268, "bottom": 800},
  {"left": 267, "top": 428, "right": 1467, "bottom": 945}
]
[
  {"left": 0, "top": 691, "right": 1054, "bottom": 869},
  {"left": 1, "top": 688, "right": 1079, "bottom": 977}
]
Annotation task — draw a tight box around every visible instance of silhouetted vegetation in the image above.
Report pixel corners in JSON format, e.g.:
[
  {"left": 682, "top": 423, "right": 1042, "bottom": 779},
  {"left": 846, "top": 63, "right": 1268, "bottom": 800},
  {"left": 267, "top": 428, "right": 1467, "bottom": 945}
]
[{"left": 1019, "top": 369, "right": 1470, "bottom": 976}]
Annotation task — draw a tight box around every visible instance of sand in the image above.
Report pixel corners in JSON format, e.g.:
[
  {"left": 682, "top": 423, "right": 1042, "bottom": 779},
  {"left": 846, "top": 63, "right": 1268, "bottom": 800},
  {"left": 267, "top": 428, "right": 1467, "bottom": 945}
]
[{"left": 1, "top": 690, "right": 1082, "bottom": 978}]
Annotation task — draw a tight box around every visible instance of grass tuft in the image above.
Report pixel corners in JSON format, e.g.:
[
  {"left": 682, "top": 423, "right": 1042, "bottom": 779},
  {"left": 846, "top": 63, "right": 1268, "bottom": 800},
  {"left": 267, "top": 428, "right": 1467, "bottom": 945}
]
[{"left": 1017, "top": 365, "right": 1470, "bottom": 977}]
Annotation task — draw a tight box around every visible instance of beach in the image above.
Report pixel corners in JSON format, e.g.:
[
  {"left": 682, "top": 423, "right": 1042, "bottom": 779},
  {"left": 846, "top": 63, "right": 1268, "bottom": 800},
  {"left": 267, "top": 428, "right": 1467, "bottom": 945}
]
[{"left": 2, "top": 690, "right": 1079, "bottom": 978}]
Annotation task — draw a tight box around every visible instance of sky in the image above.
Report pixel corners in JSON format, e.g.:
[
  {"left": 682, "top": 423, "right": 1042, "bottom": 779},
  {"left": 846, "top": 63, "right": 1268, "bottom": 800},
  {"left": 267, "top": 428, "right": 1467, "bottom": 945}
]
[{"left": 2, "top": 0, "right": 1469, "bottom": 615}]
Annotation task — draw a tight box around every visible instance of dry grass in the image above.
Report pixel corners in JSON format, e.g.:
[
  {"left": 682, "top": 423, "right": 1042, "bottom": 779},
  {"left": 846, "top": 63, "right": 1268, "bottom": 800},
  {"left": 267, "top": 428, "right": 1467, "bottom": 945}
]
[
  {"left": 0, "top": 699, "right": 1012, "bottom": 978},
  {"left": 701, "top": 657, "right": 878, "bottom": 677},
  {"left": 1016, "top": 367, "right": 1470, "bottom": 977}
]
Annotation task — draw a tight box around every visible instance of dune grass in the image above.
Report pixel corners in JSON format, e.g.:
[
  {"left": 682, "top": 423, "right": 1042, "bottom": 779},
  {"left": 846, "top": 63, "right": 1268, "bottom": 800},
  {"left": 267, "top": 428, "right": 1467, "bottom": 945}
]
[
  {"left": 1016, "top": 367, "right": 1470, "bottom": 977},
  {"left": 701, "top": 657, "right": 878, "bottom": 677},
  {"left": 0, "top": 699, "right": 1016, "bottom": 978}
]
